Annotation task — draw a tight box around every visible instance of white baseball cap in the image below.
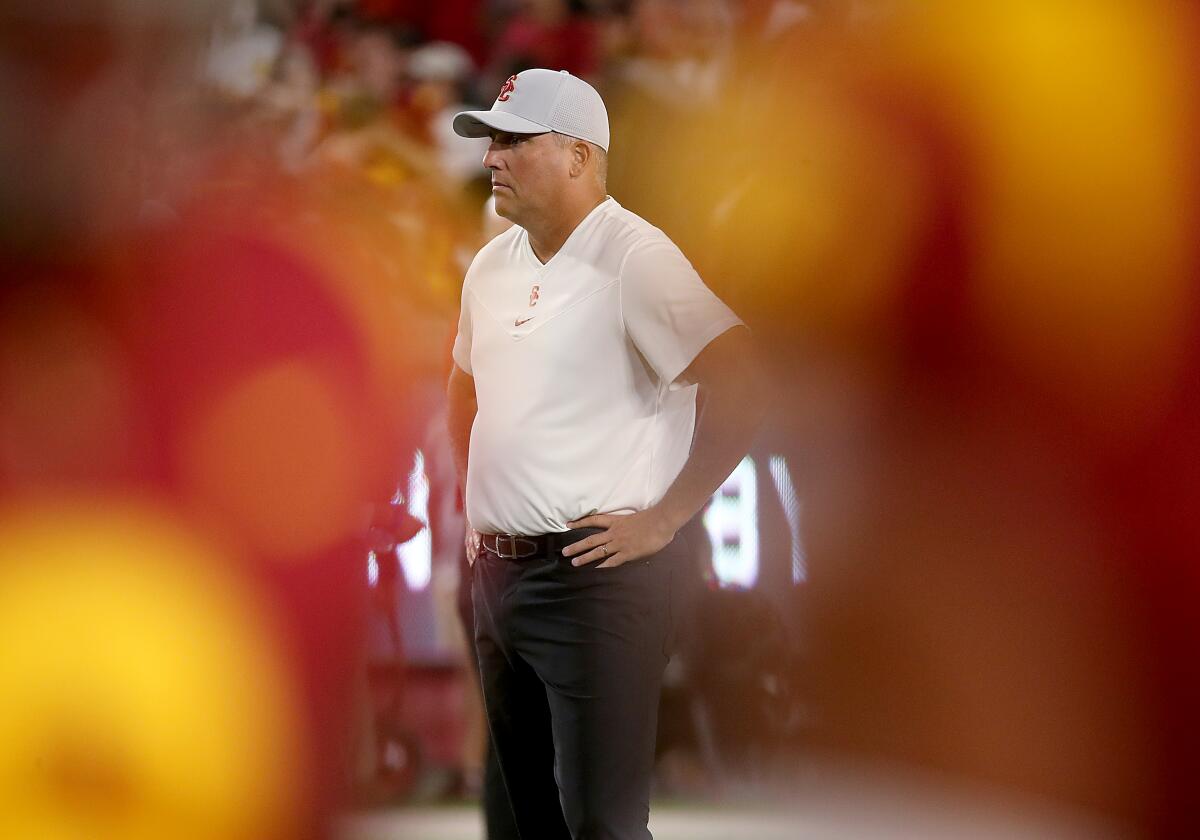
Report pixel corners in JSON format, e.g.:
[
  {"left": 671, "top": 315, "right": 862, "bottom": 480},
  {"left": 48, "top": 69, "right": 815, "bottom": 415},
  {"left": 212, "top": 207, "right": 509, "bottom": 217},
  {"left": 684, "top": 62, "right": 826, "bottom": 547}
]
[{"left": 452, "top": 68, "right": 610, "bottom": 152}]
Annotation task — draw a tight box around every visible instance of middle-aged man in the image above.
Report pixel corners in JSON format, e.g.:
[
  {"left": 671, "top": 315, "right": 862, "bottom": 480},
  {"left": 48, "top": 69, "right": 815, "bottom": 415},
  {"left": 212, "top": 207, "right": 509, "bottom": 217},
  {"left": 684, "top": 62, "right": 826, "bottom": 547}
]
[{"left": 447, "top": 68, "right": 768, "bottom": 840}]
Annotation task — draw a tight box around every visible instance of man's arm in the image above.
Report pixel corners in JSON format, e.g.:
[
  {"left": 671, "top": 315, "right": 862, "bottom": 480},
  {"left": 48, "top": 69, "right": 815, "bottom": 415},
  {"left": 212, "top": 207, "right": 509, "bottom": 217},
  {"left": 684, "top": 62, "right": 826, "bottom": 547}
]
[
  {"left": 564, "top": 325, "right": 770, "bottom": 567},
  {"left": 446, "top": 363, "right": 477, "bottom": 494}
]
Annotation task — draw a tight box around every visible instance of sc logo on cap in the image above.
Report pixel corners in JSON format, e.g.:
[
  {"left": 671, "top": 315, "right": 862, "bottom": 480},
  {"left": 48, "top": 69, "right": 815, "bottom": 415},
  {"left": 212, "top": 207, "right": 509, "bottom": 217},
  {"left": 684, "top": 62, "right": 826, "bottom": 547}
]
[{"left": 497, "top": 74, "right": 517, "bottom": 102}]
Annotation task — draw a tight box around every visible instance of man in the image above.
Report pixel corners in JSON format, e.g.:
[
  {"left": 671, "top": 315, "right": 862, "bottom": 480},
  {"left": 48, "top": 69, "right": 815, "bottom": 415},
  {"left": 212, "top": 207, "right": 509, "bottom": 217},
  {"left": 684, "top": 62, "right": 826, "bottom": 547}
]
[{"left": 447, "top": 68, "right": 767, "bottom": 839}]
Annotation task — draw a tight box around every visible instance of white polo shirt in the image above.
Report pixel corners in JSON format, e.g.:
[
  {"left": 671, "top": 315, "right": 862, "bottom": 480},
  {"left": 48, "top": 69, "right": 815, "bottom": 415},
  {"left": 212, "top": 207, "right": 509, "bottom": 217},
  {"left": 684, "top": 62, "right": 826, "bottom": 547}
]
[{"left": 453, "top": 197, "right": 743, "bottom": 536}]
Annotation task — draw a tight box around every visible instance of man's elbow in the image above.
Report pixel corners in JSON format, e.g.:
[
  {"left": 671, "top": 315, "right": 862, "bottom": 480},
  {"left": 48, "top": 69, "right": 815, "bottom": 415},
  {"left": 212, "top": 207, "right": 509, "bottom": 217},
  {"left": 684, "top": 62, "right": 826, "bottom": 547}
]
[
  {"left": 693, "top": 328, "right": 772, "bottom": 424},
  {"left": 447, "top": 364, "right": 477, "bottom": 406}
]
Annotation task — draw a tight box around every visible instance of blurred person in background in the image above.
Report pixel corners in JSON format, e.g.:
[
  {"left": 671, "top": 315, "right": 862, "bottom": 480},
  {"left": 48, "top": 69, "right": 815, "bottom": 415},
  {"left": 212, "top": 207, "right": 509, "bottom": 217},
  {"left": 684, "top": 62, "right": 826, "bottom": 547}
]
[
  {"left": 405, "top": 41, "right": 491, "bottom": 188},
  {"left": 447, "top": 67, "right": 767, "bottom": 839},
  {"left": 602, "top": 0, "right": 733, "bottom": 258},
  {"left": 313, "top": 16, "right": 439, "bottom": 177},
  {"left": 205, "top": 0, "right": 286, "bottom": 101},
  {"left": 293, "top": 16, "right": 479, "bottom": 356},
  {"left": 480, "top": 0, "right": 602, "bottom": 96},
  {"left": 356, "top": 0, "right": 489, "bottom": 68}
]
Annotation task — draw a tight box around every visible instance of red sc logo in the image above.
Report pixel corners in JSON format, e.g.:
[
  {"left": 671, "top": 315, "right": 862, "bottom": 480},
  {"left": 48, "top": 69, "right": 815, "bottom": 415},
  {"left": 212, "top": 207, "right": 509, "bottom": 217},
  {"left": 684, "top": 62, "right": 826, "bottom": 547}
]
[{"left": 498, "top": 75, "right": 517, "bottom": 102}]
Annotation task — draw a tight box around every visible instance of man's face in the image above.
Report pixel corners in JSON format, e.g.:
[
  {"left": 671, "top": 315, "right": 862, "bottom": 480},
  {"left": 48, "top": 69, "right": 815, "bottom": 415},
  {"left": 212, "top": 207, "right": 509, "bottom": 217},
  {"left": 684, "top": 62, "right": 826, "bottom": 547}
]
[{"left": 483, "top": 130, "right": 568, "bottom": 223}]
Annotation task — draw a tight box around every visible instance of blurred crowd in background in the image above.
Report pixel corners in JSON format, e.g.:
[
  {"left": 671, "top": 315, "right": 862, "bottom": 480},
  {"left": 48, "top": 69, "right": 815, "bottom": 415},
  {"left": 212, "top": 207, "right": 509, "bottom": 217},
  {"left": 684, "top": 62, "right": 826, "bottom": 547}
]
[{"left": 3, "top": 1, "right": 1200, "bottom": 839}]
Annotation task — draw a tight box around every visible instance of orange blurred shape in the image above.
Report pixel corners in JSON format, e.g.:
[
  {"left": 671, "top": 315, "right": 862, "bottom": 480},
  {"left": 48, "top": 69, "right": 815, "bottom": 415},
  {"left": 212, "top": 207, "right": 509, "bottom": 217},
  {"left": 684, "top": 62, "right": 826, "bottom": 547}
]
[
  {"left": 0, "top": 500, "right": 303, "bottom": 840},
  {"left": 704, "top": 83, "right": 928, "bottom": 346},
  {"left": 888, "top": 0, "right": 1198, "bottom": 436},
  {"left": 178, "top": 358, "right": 367, "bottom": 560}
]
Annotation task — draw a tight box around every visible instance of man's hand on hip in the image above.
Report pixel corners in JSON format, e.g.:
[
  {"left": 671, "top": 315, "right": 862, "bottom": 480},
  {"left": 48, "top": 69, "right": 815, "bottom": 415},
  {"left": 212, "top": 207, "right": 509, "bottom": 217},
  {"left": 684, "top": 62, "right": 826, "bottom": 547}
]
[
  {"left": 465, "top": 528, "right": 481, "bottom": 565},
  {"left": 563, "top": 509, "right": 677, "bottom": 568}
]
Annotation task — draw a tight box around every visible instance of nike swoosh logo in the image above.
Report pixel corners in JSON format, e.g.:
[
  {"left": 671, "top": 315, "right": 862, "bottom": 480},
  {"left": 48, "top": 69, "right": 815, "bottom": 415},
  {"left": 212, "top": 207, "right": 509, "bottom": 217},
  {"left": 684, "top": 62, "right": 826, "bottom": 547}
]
[{"left": 514, "top": 316, "right": 535, "bottom": 327}]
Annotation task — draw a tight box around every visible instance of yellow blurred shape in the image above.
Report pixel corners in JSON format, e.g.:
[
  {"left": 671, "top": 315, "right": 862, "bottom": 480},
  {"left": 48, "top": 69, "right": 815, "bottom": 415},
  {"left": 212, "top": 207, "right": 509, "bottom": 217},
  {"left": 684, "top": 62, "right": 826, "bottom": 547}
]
[
  {"left": 0, "top": 502, "right": 303, "bottom": 840},
  {"left": 899, "top": 0, "right": 1196, "bottom": 431},
  {"left": 179, "top": 358, "right": 366, "bottom": 559}
]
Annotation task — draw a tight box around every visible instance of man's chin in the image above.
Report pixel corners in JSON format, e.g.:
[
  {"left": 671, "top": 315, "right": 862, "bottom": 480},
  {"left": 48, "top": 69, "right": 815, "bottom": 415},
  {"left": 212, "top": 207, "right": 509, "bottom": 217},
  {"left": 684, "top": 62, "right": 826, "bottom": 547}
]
[{"left": 492, "top": 195, "right": 517, "bottom": 221}]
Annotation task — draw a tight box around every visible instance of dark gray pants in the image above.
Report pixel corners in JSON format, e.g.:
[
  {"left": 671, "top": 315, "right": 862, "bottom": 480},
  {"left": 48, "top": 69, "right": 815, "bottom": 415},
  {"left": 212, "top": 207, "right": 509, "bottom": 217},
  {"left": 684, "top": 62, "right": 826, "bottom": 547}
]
[{"left": 472, "top": 531, "right": 679, "bottom": 840}]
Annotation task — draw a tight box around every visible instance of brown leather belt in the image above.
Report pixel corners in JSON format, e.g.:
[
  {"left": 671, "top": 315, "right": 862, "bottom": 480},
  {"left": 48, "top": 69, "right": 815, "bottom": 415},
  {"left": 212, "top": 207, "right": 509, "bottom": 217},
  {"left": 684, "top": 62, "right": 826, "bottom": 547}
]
[{"left": 480, "top": 528, "right": 600, "bottom": 561}]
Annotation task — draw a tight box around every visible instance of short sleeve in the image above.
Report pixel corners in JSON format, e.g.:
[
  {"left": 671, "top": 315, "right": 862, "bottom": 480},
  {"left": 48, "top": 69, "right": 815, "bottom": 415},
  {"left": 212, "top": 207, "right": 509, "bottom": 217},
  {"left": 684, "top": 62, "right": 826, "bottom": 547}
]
[
  {"left": 451, "top": 285, "right": 473, "bottom": 375},
  {"left": 619, "top": 240, "right": 744, "bottom": 388}
]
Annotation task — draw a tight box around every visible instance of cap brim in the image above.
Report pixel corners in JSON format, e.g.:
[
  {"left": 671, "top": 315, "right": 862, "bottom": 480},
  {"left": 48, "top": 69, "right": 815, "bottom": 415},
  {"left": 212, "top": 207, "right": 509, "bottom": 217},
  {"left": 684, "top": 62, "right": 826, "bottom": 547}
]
[{"left": 452, "top": 109, "right": 552, "bottom": 139}]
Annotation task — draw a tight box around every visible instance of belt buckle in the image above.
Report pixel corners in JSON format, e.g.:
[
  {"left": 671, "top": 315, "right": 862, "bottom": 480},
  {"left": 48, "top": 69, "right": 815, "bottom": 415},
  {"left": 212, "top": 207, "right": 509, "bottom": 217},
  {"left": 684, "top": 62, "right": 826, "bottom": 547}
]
[{"left": 494, "top": 534, "right": 538, "bottom": 560}]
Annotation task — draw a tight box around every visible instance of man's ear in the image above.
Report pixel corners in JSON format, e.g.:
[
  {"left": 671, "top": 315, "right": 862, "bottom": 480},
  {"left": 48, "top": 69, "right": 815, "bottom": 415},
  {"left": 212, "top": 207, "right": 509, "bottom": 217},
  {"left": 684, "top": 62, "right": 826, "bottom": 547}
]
[{"left": 569, "top": 139, "right": 590, "bottom": 178}]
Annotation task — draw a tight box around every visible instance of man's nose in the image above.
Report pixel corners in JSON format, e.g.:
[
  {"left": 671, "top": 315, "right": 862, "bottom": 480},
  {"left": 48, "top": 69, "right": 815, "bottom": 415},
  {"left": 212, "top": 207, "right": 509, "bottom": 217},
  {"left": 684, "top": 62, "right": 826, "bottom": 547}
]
[{"left": 483, "top": 146, "right": 504, "bottom": 170}]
